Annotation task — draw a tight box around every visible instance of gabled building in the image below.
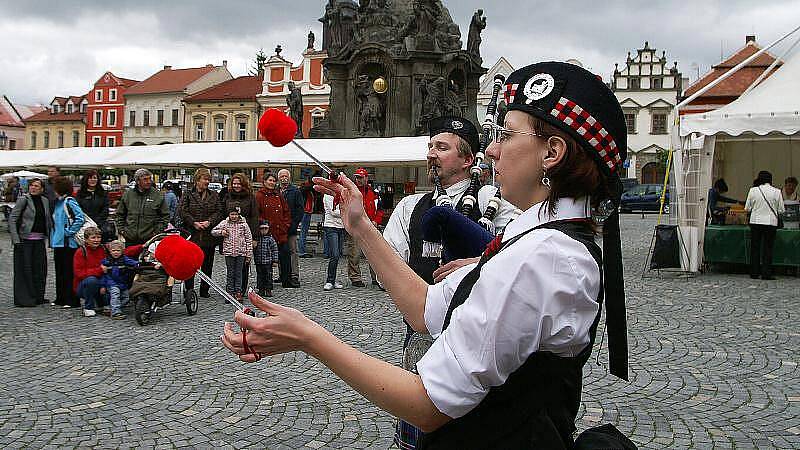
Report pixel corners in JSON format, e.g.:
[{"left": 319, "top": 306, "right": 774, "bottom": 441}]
[
  {"left": 256, "top": 46, "right": 329, "bottom": 138},
  {"left": 86, "top": 72, "right": 139, "bottom": 148},
  {"left": 0, "top": 96, "right": 30, "bottom": 150},
  {"left": 183, "top": 74, "right": 264, "bottom": 143},
  {"left": 123, "top": 63, "right": 233, "bottom": 145},
  {"left": 680, "top": 35, "right": 782, "bottom": 116},
  {"left": 612, "top": 41, "right": 683, "bottom": 183},
  {"left": 24, "top": 96, "right": 87, "bottom": 149}
]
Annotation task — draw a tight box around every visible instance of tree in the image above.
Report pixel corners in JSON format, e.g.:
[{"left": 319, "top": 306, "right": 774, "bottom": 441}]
[{"left": 249, "top": 49, "right": 268, "bottom": 76}]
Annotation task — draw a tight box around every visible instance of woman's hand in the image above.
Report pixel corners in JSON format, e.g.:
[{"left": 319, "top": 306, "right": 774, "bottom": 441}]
[
  {"left": 313, "top": 174, "right": 371, "bottom": 235},
  {"left": 432, "top": 257, "right": 480, "bottom": 283},
  {"left": 221, "top": 291, "right": 323, "bottom": 362}
]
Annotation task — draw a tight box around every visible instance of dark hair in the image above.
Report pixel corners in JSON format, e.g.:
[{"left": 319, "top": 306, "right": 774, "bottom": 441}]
[
  {"left": 79, "top": 169, "right": 105, "bottom": 196},
  {"left": 713, "top": 178, "right": 729, "bottom": 193},
  {"left": 527, "top": 115, "right": 609, "bottom": 217},
  {"left": 753, "top": 170, "right": 773, "bottom": 187},
  {"left": 28, "top": 178, "right": 44, "bottom": 190},
  {"left": 52, "top": 176, "right": 73, "bottom": 196}
]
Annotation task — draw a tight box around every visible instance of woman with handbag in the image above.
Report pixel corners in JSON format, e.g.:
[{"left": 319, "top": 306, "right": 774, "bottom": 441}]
[
  {"left": 745, "top": 170, "right": 785, "bottom": 280},
  {"left": 76, "top": 169, "right": 109, "bottom": 229},
  {"left": 9, "top": 178, "right": 52, "bottom": 307},
  {"left": 51, "top": 176, "right": 87, "bottom": 308}
]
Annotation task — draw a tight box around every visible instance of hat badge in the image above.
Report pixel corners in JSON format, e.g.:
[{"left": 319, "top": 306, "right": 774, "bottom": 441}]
[
  {"left": 451, "top": 120, "right": 464, "bottom": 130},
  {"left": 523, "top": 73, "right": 555, "bottom": 104}
]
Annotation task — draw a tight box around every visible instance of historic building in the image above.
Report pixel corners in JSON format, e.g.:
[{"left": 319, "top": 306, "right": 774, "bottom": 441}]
[
  {"left": 24, "top": 96, "right": 87, "bottom": 149},
  {"left": 477, "top": 57, "right": 513, "bottom": 121},
  {"left": 612, "top": 42, "right": 683, "bottom": 183},
  {"left": 86, "top": 72, "right": 139, "bottom": 148},
  {"left": 0, "top": 96, "right": 42, "bottom": 150},
  {"left": 183, "top": 74, "right": 264, "bottom": 143},
  {"left": 123, "top": 63, "right": 232, "bottom": 145},
  {"left": 256, "top": 44, "right": 330, "bottom": 139},
  {"left": 680, "top": 35, "right": 782, "bottom": 116}
]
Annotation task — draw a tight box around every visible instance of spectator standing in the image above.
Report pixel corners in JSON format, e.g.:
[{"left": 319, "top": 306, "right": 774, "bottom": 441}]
[
  {"left": 253, "top": 220, "right": 279, "bottom": 297},
  {"left": 298, "top": 176, "right": 315, "bottom": 258},
  {"left": 44, "top": 166, "right": 60, "bottom": 212},
  {"left": 220, "top": 173, "right": 259, "bottom": 292},
  {"left": 745, "top": 170, "right": 786, "bottom": 280},
  {"left": 278, "top": 169, "right": 304, "bottom": 286},
  {"left": 162, "top": 181, "right": 179, "bottom": 225},
  {"left": 212, "top": 205, "right": 254, "bottom": 301},
  {"left": 345, "top": 168, "right": 380, "bottom": 287},
  {"left": 72, "top": 227, "right": 106, "bottom": 317},
  {"left": 115, "top": 168, "right": 169, "bottom": 246},
  {"left": 782, "top": 176, "right": 798, "bottom": 201},
  {"left": 76, "top": 169, "right": 109, "bottom": 228},
  {"left": 322, "top": 193, "right": 345, "bottom": 291},
  {"left": 51, "top": 176, "right": 86, "bottom": 308},
  {"left": 9, "top": 178, "right": 52, "bottom": 307},
  {"left": 180, "top": 168, "right": 221, "bottom": 298},
  {"left": 256, "top": 172, "right": 292, "bottom": 288},
  {"left": 101, "top": 240, "right": 139, "bottom": 320}
]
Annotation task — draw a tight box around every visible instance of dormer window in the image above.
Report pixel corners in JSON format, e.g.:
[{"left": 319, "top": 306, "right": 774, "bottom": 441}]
[
  {"left": 66, "top": 103, "right": 74, "bottom": 114},
  {"left": 80, "top": 100, "right": 87, "bottom": 113},
  {"left": 51, "top": 103, "right": 60, "bottom": 114}
]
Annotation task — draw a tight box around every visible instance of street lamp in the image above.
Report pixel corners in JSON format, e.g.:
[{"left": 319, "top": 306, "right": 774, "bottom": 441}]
[{"left": 0, "top": 131, "right": 8, "bottom": 149}]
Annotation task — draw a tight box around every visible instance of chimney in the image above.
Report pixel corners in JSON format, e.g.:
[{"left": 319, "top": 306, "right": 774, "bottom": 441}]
[
  {"left": 223, "top": 60, "right": 228, "bottom": 67},
  {"left": 163, "top": 65, "right": 172, "bottom": 70},
  {"left": 746, "top": 35, "right": 756, "bottom": 45}
]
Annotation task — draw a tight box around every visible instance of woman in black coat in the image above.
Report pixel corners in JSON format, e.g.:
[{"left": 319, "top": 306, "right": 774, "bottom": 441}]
[
  {"left": 76, "top": 169, "right": 109, "bottom": 228},
  {"left": 9, "top": 178, "right": 53, "bottom": 306}
]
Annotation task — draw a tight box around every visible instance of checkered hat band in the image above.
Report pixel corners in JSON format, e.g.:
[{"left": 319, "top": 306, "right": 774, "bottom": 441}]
[
  {"left": 504, "top": 83, "right": 519, "bottom": 105},
  {"left": 550, "top": 96, "right": 620, "bottom": 172}
]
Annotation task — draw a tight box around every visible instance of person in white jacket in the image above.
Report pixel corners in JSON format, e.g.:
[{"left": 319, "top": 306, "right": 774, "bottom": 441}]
[
  {"left": 322, "top": 194, "right": 345, "bottom": 291},
  {"left": 745, "top": 170, "right": 785, "bottom": 280}
]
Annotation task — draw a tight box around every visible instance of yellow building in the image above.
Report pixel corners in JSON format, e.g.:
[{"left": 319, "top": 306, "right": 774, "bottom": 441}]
[
  {"left": 182, "top": 75, "right": 263, "bottom": 143},
  {"left": 24, "top": 96, "right": 87, "bottom": 149}
]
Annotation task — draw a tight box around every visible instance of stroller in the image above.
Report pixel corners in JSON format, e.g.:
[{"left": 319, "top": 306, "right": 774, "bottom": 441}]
[{"left": 129, "top": 229, "right": 199, "bottom": 325}]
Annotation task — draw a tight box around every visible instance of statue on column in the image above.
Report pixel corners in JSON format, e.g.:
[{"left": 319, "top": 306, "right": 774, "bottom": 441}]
[
  {"left": 467, "top": 9, "right": 486, "bottom": 57},
  {"left": 286, "top": 81, "right": 304, "bottom": 138},
  {"left": 356, "top": 75, "right": 385, "bottom": 137},
  {"left": 320, "top": 1, "right": 341, "bottom": 53},
  {"left": 307, "top": 30, "right": 315, "bottom": 50}
]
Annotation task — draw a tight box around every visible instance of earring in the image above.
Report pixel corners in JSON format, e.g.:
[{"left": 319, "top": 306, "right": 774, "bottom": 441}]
[{"left": 541, "top": 166, "right": 551, "bottom": 188}]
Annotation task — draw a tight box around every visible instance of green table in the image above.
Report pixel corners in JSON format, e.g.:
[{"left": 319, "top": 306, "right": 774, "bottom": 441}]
[{"left": 704, "top": 225, "right": 800, "bottom": 267}]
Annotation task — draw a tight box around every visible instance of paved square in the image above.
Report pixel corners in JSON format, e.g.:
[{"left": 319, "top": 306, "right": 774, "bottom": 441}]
[{"left": 0, "top": 215, "right": 798, "bottom": 448}]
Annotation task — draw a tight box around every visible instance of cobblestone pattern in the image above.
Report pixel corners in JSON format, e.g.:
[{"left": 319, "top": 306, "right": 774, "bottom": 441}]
[{"left": 0, "top": 215, "right": 798, "bottom": 449}]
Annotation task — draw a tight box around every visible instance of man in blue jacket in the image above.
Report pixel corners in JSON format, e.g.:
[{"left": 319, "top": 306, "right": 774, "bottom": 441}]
[{"left": 278, "top": 169, "right": 304, "bottom": 287}]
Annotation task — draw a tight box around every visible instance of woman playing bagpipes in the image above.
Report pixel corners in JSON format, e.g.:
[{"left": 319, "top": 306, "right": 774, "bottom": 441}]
[{"left": 221, "top": 62, "right": 631, "bottom": 449}]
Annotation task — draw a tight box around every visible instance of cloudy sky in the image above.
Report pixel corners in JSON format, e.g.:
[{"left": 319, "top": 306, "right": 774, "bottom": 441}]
[{"left": 2, "top": 0, "right": 799, "bottom": 105}]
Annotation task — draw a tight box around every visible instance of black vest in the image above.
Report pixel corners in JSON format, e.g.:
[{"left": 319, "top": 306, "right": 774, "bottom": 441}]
[{"left": 419, "top": 220, "right": 603, "bottom": 450}]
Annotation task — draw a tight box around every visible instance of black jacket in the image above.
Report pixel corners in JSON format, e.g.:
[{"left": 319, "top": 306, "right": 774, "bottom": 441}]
[
  {"left": 281, "top": 183, "right": 304, "bottom": 236},
  {"left": 76, "top": 189, "right": 109, "bottom": 226}
]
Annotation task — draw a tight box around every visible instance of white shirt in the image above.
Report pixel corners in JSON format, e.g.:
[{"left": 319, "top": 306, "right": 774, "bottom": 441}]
[
  {"left": 322, "top": 194, "right": 343, "bottom": 228},
  {"left": 416, "top": 198, "right": 601, "bottom": 419},
  {"left": 745, "top": 184, "right": 785, "bottom": 226},
  {"left": 382, "top": 178, "right": 517, "bottom": 263}
]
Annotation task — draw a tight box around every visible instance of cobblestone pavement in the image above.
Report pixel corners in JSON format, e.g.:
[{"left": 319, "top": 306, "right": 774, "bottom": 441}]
[{"left": 0, "top": 215, "right": 798, "bottom": 449}]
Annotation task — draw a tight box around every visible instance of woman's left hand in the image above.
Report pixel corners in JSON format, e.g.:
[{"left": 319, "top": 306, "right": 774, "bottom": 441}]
[{"left": 221, "top": 291, "right": 321, "bottom": 362}]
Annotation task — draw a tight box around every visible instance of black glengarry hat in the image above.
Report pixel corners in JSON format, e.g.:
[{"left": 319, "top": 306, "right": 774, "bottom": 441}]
[{"left": 428, "top": 116, "right": 480, "bottom": 155}]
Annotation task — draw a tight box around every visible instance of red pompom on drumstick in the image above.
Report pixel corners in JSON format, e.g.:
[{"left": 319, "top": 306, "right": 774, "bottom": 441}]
[{"left": 154, "top": 235, "right": 205, "bottom": 280}]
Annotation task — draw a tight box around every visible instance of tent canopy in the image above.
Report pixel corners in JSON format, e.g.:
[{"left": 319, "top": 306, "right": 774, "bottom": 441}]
[
  {"left": 0, "top": 136, "right": 431, "bottom": 170},
  {"left": 0, "top": 170, "right": 48, "bottom": 179},
  {"left": 680, "top": 51, "right": 800, "bottom": 137}
]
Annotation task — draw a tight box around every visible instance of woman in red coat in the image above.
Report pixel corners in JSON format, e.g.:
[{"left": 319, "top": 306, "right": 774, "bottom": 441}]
[{"left": 256, "top": 172, "right": 293, "bottom": 288}]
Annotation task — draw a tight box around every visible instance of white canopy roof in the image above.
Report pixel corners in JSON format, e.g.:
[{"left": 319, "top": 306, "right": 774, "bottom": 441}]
[
  {"left": 0, "top": 136, "right": 431, "bottom": 170},
  {"left": 679, "top": 51, "right": 800, "bottom": 137},
  {"left": 0, "top": 170, "right": 48, "bottom": 179}
]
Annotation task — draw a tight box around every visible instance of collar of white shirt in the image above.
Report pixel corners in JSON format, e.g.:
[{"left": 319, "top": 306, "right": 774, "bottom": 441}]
[
  {"left": 502, "top": 197, "right": 591, "bottom": 243},
  {"left": 443, "top": 178, "right": 470, "bottom": 197}
]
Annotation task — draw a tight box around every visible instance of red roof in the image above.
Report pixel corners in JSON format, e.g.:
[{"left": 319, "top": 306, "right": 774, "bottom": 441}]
[
  {"left": 24, "top": 109, "right": 84, "bottom": 123},
  {"left": 684, "top": 42, "right": 782, "bottom": 98},
  {"left": 15, "top": 104, "right": 46, "bottom": 119},
  {"left": 126, "top": 65, "right": 218, "bottom": 95},
  {"left": 0, "top": 96, "right": 24, "bottom": 127},
  {"left": 183, "top": 75, "right": 263, "bottom": 102}
]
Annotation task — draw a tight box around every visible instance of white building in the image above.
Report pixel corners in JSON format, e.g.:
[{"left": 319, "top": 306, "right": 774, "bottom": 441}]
[
  {"left": 612, "top": 42, "right": 683, "bottom": 183},
  {"left": 123, "top": 63, "right": 232, "bottom": 145},
  {"left": 477, "top": 57, "right": 514, "bottom": 121}
]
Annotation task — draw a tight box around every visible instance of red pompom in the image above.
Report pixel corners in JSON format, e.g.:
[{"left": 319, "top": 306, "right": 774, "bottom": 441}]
[
  {"left": 154, "top": 235, "right": 204, "bottom": 280},
  {"left": 258, "top": 108, "right": 297, "bottom": 147}
]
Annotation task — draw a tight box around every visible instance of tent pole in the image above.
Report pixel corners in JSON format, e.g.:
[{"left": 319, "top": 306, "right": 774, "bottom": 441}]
[{"left": 657, "top": 148, "right": 673, "bottom": 226}]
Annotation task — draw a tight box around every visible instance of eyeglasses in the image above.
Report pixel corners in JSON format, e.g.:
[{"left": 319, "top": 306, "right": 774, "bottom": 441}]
[{"left": 488, "top": 124, "right": 543, "bottom": 144}]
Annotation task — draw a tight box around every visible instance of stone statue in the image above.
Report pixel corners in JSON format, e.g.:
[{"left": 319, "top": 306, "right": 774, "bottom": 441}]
[
  {"left": 286, "top": 81, "right": 304, "bottom": 138},
  {"left": 321, "top": 2, "right": 342, "bottom": 53},
  {"left": 467, "top": 9, "right": 486, "bottom": 57},
  {"left": 307, "top": 30, "right": 315, "bottom": 50},
  {"left": 356, "top": 75, "right": 384, "bottom": 137},
  {"left": 414, "top": 0, "right": 438, "bottom": 36}
]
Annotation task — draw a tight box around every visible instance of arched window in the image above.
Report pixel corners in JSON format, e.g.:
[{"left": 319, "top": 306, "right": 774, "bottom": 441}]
[{"left": 30, "top": 131, "right": 37, "bottom": 149}]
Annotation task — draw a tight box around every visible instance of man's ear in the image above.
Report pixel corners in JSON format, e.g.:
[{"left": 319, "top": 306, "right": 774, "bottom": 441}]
[{"left": 462, "top": 153, "right": 475, "bottom": 171}]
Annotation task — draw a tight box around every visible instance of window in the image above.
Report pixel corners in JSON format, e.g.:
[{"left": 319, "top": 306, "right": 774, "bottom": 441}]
[
  {"left": 172, "top": 109, "right": 179, "bottom": 126},
  {"left": 652, "top": 113, "right": 668, "bottom": 134},
  {"left": 652, "top": 77, "right": 662, "bottom": 89},
  {"left": 129, "top": 110, "right": 136, "bottom": 126},
  {"left": 30, "top": 132, "right": 37, "bottom": 149},
  {"left": 107, "top": 136, "right": 115, "bottom": 147},
  {"left": 216, "top": 121, "right": 225, "bottom": 141},
  {"left": 109, "top": 89, "right": 117, "bottom": 101},
  {"left": 143, "top": 110, "right": 150, "bottom": 126},
  {"left": 629, "top": 77, "right": 640, "bottom": 90},
  {"left": 94, "top": 110, "right": 102, "bottom": 127},
  {"left": 93, "top": 136, "right": 102, "bottom": 147},
  {"left": 238, "top": 121, "right": 247, "bottom": 141},
  {"left": 157, "top": 109, "right": 164, "bottom": 126},
  {"left": 80, "top": 101, "right": 87, "bottom": 113},
  {"left": 72, "top": 131, "right": 79, "bottom": 146},
  {"left": 57, "top": 131, "right": 64, "bottom": 147},
  {"left": 51, "top": 104, "right": 59, "bottom": 114},
  {"left": 195, "top": 122, "right": 204, "bottom": 141},
  {"left": 108, "top": 110, "right": 117, "bottom": 127},
  {"left": 43, "top": 131, "right": 50, "bottom": 148},
  {"left": 66, "top": 103, "right": 74, "bottom": 114},
  {"left": 624, "top": 113, "right": 636, "bottom": 133},
  {"left": 9, "top": 140, "right": 15, "bottom": 150},
  {"left": 95, "top": 90, "right": 102, "bottom": 101}
]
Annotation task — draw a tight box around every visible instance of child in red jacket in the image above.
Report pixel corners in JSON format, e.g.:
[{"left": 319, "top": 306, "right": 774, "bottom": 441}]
[{"left": 73, "top": 227, "right": 106, "bottom": 317}]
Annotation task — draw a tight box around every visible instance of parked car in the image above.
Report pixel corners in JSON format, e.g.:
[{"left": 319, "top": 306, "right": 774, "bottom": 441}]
[
  {"left": 208, "top": 182, "right": 223, "bottom": 192},
  {"left": 620, "top": 183, "right": 670, "bottom": 213},
  {"left": 621, "top": 177, "right": 639, "bottom": 193}
]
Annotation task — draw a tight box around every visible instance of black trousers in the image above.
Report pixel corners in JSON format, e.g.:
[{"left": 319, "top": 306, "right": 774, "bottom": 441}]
[
  {"left": 277, "top": 242, "right": 291, "bottom": 285},
  {"left": 13, "top": 240, "right": 47, "bottom": 307},
  {"left": 184, "top": 245, "right": 216, "bottom": 296},
  {"left": 255, "top": 263, "right": 274, "bottom": 292},
  {"left": 53, "top": 247, "right": 78, "bottom": 307},
  {"left": 749, "top": 224, "right": 777, "bottom": 277}
]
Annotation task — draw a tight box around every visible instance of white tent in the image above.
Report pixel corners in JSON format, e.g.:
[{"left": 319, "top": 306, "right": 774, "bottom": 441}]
[
  {"left": 0, "top": 170, "right": 48, "bottom": 179},
  {"left": 672, "top": 46, "right": 800, "bottom": 272},
  {"left": 0, "top": 136, "right": 431, "bottom": 170}
]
